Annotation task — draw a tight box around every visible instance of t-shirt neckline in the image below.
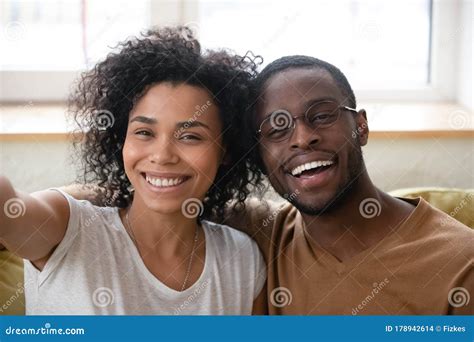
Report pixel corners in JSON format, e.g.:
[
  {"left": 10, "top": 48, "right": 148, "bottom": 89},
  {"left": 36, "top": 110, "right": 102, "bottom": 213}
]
[
  {"left": 299, "top": 197, "right": 427, "bottom": 274},
  {"left": 113, "top": 209, "right": 212, "bottom": 297}
]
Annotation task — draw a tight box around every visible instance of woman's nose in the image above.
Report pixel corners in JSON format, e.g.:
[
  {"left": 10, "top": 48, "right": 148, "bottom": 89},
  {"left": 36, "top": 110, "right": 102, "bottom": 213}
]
[{"left": 148, "top": 136, "right": 179, "bottom": 165}]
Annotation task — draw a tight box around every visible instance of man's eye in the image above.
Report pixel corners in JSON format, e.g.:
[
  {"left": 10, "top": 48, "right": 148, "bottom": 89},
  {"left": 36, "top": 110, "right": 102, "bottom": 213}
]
[
  {"left": 310, "top": 112, "right": 333, "bottom": 123},
  {"left": 268, "top": 128, "right": 288, "bottom": 137}
]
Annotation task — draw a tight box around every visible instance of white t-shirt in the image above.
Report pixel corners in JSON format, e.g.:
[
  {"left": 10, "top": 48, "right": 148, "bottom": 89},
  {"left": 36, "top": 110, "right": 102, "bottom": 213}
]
[{"left": 24, "top": 189, "right": 266, "bottom": 315}]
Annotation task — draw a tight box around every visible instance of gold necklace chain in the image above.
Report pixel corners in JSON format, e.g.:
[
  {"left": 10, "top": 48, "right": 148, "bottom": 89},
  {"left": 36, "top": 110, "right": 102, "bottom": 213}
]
[{"left": 124, "top": 209, "right": 199, "bottom": 292}]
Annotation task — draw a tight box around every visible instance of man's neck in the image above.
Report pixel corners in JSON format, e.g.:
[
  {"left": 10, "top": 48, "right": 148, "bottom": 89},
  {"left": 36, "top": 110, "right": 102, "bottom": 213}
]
[{"left": 301, "top": 174, "right": 414, "bottom": 262}]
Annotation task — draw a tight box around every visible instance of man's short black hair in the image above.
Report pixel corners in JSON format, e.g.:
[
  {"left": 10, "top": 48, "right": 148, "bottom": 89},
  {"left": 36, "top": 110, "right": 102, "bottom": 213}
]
[{"left": 255, "top": 55, "right": 356, "bottom": 108}]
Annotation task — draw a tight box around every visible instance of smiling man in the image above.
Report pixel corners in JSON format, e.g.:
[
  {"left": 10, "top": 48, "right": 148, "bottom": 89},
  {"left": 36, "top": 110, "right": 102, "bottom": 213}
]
[{"left": 225, "top": 55, "right": 473, "bottom": 315}]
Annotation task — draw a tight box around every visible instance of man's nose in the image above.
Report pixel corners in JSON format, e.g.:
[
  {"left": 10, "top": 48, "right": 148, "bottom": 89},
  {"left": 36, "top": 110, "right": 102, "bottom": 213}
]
[{"left": 289, "top": 119, "right": 321, "bottom": 150}]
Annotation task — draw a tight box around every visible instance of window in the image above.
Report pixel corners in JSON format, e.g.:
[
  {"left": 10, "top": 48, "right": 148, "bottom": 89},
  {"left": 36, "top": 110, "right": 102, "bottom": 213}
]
[
  {"left": 0, "top": 0, "right": 150, "bottom": 101},
  {"left": 1, "top": 0, "right": 150, "bottom": 70},
  {"left": 0, "top": 0, "right": 468, "bottom": 104},
  {"left": 197, "top": 0, "right": 431, "bottom": 91}
]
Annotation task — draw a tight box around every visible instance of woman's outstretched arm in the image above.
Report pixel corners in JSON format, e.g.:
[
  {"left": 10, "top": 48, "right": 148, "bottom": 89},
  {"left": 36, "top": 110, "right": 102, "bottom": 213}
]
[{"left": 0, "top": 176, "right": 69, "bottom": 269}]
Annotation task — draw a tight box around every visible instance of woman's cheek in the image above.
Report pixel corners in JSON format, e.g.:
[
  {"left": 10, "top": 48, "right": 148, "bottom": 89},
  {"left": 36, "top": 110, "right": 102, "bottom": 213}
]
[
  {"left": 122, "top": 141, "right": 141, "bottom": 178},
  {"left": 188, "top": 145, "right": 222, "bottom": 179}
]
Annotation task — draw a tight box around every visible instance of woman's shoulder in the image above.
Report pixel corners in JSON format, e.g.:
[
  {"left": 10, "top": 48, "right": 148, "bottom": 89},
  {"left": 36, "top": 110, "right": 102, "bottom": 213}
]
[
  {"left": 49, "top": 188, "right": 121, "bottom": 232},
  {"left": 202, "top": 220, "right": 266, "bottom": 291},
  {"left": 202, "top": 220, "right": 259, "bottom": 251}
]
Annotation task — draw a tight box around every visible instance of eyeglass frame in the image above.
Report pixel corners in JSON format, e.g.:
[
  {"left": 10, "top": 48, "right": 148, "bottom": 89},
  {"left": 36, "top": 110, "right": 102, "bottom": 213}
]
[{"left": 256, "top": 100, "right": 358, "bottom": 142}]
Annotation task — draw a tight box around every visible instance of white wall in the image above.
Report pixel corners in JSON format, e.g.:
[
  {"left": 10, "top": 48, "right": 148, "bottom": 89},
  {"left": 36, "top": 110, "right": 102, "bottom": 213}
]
[
  {"left": 364, "top": 137, "right": 473, "bottom": 191},
  {"left": 0, "top": 140, "right": 77, "bottom": 193}
]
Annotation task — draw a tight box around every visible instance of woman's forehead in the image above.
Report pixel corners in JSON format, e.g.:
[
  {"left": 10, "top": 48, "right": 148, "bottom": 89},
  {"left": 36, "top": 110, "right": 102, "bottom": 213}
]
[{"left": 130, "top": 83, "right": 219, "bottom": 124}]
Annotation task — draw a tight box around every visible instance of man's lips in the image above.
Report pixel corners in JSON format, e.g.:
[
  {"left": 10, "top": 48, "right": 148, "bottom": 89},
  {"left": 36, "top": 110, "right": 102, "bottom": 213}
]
[
  {"left": 282, "top": 153, "right": 337, "bottom": 176},
  {"left": 286, "top": 162, "right": 337, "bottom": 189}
]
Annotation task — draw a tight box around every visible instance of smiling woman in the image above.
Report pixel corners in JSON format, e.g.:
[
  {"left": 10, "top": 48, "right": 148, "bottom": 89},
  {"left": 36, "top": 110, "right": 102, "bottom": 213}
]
[
  {"left": 122, "top": 83, "right": 225, "bottom": 219},
  {"left": 0, "top": 26, "right": 267, "bottom": 315}
]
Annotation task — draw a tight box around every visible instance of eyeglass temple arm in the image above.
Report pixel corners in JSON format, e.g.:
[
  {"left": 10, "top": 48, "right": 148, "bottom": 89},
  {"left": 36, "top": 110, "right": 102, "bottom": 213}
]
[{"left": 342, "top": 106, "right": 358, "bottom": 113}]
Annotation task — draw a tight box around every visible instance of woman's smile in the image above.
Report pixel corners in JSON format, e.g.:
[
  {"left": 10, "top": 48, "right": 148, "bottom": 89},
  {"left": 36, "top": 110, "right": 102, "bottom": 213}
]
[{"left": 141, "top": 171, "right": 192, "bottom": 193}]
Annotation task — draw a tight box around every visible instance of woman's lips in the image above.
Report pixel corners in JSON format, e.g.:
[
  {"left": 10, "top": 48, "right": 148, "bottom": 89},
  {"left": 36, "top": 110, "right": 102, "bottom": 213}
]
[{"left": 140, "top": 172, "right": 191, "bottom": 192}]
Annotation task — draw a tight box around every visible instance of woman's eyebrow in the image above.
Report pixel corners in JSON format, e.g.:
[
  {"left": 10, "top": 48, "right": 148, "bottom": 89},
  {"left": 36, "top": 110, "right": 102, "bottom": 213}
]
[
  {"left": 129, "top": 116, "right": 157, "bottom": 124},
  {"left": 129, "top": 116, "right": 210, "bottom": 130},
  {"left": 176, "top": 121, "right": 210, "bottom": 130}
]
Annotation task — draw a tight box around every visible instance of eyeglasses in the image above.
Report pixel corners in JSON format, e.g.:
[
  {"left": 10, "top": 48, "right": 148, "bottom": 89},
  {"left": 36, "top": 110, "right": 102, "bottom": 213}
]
[{"left": 256, "top": 100, "right": 358, "bottom": 142}]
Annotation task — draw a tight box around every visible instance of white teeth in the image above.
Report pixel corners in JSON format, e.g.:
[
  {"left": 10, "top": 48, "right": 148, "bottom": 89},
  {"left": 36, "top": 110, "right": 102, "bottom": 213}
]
[
  {"left": 291, "top": 160, "right": 334, "bottom": 176},
  {"left": 145, "top": 174, "right": 185, "bottom": 187}
]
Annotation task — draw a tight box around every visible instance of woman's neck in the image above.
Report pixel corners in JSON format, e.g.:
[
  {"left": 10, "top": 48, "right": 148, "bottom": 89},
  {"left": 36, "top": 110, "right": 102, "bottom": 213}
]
[{"left": 121, "top": 197, "right": 201, "bottom": 257}]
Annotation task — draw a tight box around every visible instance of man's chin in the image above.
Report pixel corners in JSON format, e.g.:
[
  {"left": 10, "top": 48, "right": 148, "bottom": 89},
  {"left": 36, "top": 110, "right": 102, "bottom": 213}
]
[
  {"left": 285, "top": 181, "right": 356, "bottom": 217},
  {"left": 289, "top": 197, "right": 337, "bottom": 216}
]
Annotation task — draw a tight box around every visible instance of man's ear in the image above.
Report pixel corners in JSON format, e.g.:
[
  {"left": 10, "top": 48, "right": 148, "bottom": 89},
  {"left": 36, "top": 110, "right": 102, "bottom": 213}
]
[{"left": 355, "top": 109, "right": 369, "bottom": 146}]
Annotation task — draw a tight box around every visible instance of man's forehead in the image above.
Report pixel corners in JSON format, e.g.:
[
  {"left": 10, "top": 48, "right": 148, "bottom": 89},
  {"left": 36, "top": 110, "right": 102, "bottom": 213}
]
[{"left": 258, "top": 68, "right": 342, "bottom": 116}]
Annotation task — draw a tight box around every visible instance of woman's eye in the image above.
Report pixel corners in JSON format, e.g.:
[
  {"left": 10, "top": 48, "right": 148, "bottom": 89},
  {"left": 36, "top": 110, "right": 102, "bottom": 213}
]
[
  {"left": 135, "top": 130, "right": 152, "bottom": 137},
  {"left": 180, "top": 134, "right": 201, "bottom": 141}
]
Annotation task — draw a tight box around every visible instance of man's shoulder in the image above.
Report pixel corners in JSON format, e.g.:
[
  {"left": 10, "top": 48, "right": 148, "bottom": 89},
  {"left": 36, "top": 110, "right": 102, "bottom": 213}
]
[
  {"left": 404, "top": 198, "right": 474, "bottom": 260},
  {"left": 416, "top": 197, "right": 473, "bottom": 238}
]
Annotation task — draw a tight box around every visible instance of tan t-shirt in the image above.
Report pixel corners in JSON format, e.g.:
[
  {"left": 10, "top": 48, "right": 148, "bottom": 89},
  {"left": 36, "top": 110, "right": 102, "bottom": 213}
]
[{"left": 222, "top": 197, "right": 474, "bottom": 315}]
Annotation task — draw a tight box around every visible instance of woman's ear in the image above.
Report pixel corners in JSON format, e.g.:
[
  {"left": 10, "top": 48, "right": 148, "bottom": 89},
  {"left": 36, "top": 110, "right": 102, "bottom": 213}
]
[
  {"left": 219, "top": 146, "right": 230, "bottom": 166},
  {"left": 221, "top": 153, "right": 232, "bottom": 166}
]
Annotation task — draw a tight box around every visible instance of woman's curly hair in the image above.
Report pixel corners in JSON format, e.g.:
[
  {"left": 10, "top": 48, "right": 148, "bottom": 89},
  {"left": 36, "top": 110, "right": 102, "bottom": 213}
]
[{"left": 69, "top": 26, "right": 263, "bottom": 220}]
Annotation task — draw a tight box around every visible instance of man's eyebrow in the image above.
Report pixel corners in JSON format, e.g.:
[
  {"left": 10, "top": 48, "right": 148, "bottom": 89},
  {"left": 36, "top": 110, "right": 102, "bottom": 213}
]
[
  {"left": 129, "top": 116, "right": 157, "bottom": 124},
  {"left": 176, "top": 121, "right": 210, "bottom": 130},
  {"left": 303, "top": 96, "right": 338, "bottom": 108},
  {"left": 263, "top": 96, "right": 340, "bottom": 118}
]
